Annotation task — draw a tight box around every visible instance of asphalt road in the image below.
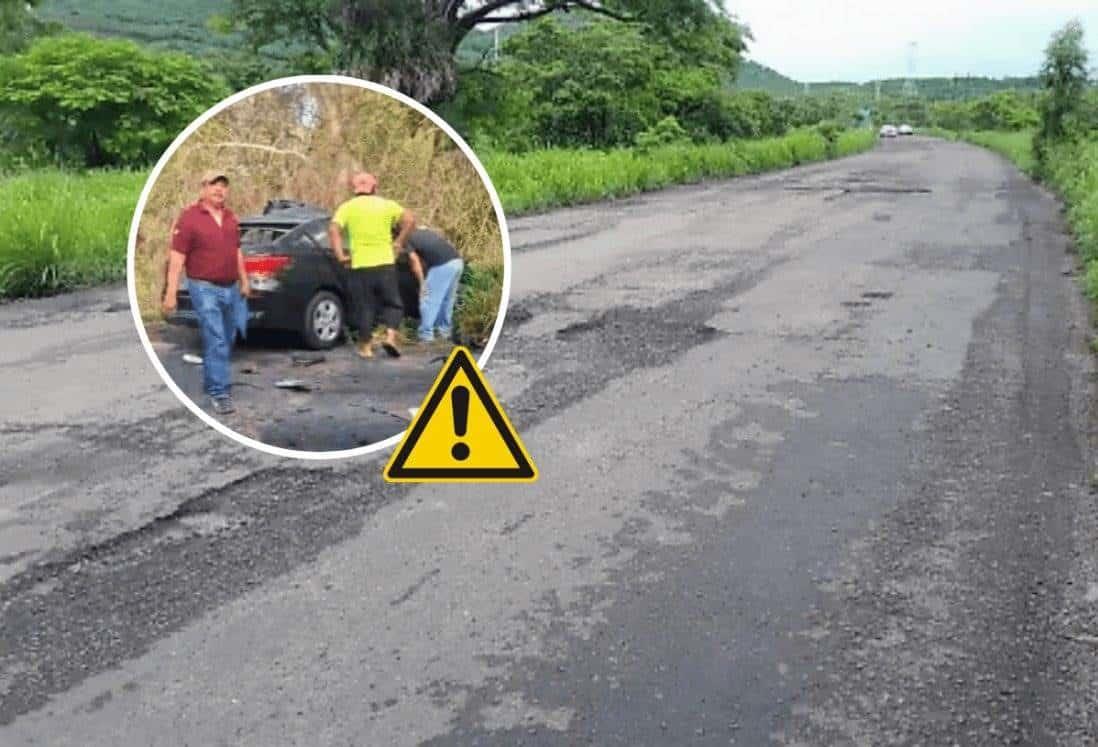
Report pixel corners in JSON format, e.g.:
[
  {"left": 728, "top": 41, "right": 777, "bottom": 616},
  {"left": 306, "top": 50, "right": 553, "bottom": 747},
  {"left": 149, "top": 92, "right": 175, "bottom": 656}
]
[{"left": 2, "top": 136, "right": 1097, "bottom": 745}]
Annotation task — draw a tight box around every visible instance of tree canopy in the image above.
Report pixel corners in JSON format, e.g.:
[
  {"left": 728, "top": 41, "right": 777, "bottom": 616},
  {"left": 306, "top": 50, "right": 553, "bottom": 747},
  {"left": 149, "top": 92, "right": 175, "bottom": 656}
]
[
  {"left": 228, "top": 0, "right": 746, "bottom": 103},
  {"left": 0, "top": 34, "right": 229, "bottom": 167}
]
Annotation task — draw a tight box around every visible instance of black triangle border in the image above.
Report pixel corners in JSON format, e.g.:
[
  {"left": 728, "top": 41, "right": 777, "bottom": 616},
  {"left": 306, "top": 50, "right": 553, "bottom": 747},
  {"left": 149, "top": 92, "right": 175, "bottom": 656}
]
[{"left": 386, "top": 348, "right": 536, "bottom": 479}]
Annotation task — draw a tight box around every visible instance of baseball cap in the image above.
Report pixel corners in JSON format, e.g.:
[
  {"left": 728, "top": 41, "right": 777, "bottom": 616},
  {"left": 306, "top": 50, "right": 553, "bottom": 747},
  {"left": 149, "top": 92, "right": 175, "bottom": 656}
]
[{"left": 200, "top": 170, "right": 229, "bottom": 186}]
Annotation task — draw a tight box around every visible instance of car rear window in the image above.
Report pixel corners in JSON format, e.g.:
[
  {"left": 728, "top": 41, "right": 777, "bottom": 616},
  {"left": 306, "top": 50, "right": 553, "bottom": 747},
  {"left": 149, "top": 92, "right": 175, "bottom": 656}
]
[
  {"left": 241, "top": 226, "right": 290, "bottom": 247},
  {"left": 241, "top": 219, "right": 333, "bottom": 252}
]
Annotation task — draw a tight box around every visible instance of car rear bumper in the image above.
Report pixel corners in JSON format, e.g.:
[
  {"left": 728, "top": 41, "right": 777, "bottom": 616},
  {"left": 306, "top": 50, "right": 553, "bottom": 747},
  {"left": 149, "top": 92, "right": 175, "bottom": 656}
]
[{"left": 168, "top": 290, "right": 275, "bottom": 329}]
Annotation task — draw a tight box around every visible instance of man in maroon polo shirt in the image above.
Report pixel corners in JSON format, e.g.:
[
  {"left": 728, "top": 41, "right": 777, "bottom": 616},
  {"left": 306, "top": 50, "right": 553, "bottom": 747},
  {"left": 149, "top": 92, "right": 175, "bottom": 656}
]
[{"left": 162, "top": 171, "right": 251, "bottom": 416}]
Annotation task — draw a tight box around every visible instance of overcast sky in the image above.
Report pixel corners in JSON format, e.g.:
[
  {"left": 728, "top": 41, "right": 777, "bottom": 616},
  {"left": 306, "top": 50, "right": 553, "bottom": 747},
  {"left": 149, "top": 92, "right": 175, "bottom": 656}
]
[{"left": 729, "top": 0, "right": 1098, "bottom": 82}]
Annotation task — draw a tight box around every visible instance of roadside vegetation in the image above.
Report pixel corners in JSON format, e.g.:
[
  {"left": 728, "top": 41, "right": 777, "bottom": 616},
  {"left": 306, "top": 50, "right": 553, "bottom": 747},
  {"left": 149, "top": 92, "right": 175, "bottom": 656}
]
[
  {"left": 485, "top": 128, "right": 876, "bottom": 214},
  {"left": 0, "top": 169, "right": 141, "bottom": 297}
]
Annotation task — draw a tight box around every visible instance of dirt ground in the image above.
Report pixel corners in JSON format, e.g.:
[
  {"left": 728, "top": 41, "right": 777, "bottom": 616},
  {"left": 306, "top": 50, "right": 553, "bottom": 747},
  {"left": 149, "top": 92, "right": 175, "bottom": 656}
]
[{"left": 147, "top": 322, "right": 452, "bottom": 452}]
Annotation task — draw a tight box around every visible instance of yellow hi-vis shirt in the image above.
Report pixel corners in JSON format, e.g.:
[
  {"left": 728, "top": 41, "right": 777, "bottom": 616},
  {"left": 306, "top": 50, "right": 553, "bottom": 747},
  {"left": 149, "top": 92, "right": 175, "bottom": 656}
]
[{"left": 332, "top": 195, "right": 404, "bottom": 269}]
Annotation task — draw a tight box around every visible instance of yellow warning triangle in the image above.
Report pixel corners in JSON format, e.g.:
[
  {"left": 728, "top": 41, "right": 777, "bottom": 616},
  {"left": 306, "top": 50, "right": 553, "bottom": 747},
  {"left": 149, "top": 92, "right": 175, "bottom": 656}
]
[{"left": 384, "top": 346, "right": 537, "bottom": 483}]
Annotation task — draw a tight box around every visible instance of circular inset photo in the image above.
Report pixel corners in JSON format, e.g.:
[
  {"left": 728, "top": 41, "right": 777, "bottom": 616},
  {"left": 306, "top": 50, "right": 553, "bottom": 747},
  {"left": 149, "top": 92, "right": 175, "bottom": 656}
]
[{"left": 128, "top": 76, "right": 510, "bottom": 459}]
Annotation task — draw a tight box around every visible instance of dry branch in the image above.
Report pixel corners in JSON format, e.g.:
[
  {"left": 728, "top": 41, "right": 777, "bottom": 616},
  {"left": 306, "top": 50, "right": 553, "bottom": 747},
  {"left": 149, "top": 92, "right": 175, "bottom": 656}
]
[{"left": 206, "top": 142, "right": 310, "bottom": 161}]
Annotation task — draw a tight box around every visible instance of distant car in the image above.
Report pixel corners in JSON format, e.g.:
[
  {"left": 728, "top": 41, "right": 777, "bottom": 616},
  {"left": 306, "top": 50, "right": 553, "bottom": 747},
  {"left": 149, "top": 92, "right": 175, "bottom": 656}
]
[
  {"left": 170, "top": 199, "right": 423, "bottom": 349},
  {"left": 879, "top": 125, "right": 898, "bottom": 138},
  {"left": 898, "top": 124, "right": 914, "bottom": 136}
]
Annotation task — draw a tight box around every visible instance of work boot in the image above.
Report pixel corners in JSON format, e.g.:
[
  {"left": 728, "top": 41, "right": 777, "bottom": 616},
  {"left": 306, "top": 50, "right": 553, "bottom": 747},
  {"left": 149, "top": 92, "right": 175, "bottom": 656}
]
[{"left": 356, "top": 341, "right": 374, "bottom": 359}]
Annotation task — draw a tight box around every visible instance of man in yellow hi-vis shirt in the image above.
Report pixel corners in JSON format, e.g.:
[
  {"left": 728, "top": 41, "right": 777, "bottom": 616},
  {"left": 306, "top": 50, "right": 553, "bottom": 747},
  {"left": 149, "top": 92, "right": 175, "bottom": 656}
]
[{"left": 329, "top": 172, "right": 415, "bottom": 358}]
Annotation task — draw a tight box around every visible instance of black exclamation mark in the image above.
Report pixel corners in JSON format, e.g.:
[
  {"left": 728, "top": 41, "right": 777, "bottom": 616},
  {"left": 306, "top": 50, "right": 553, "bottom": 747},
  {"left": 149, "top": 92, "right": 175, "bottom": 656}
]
[{"left": 450, "top": 386, "right": 470, "bottom": 461}]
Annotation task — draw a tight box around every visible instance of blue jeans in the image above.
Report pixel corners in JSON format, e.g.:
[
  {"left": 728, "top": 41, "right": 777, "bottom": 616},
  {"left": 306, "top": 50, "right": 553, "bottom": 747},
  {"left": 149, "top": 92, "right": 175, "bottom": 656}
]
[
  {"left": 418, "top": 258, "right": 463, "bottom": 342},
  {"left": 188, "top": 279, "right": 239, "bottom": 398}
]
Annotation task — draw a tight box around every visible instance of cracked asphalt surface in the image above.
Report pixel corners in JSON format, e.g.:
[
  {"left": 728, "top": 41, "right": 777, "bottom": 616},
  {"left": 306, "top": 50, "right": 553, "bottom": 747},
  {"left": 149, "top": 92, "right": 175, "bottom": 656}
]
[{"left": 2, "top": 136, "right": 1098, "bottom": 744}]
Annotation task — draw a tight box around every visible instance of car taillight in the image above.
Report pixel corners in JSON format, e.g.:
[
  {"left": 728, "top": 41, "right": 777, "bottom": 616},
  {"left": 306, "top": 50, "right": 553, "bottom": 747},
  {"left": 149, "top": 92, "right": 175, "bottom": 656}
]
[{"left": 245, "top": 254, "right": 293, "bottom": 276}]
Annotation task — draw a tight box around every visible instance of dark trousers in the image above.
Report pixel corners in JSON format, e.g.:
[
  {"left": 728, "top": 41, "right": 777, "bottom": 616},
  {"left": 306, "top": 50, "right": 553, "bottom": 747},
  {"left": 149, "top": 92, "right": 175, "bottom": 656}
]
[{"left": 351, "top": 265, "right": 404, "bottom": 333}]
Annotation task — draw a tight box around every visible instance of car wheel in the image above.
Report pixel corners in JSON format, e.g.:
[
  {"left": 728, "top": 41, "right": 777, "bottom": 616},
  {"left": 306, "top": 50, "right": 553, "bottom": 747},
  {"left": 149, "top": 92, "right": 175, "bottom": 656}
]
[{"left": 303, "top": 290, "right": 344, "bottom": 349}]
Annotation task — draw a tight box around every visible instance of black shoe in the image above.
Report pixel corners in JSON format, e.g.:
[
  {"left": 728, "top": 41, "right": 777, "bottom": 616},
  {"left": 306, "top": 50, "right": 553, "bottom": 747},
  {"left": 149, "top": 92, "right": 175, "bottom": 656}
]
[
  {"left": 381, "top": 341, "right": 401, "bottom": 358},
  {"left": 211, "top": 395, "right": 235, "bottom": 415}
]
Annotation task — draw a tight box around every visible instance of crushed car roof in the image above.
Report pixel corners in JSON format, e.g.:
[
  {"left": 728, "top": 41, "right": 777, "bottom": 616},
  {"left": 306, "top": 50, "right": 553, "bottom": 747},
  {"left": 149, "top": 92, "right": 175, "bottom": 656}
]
[{"left": 241, "top": 199, "right": 329, "bottom": 226}]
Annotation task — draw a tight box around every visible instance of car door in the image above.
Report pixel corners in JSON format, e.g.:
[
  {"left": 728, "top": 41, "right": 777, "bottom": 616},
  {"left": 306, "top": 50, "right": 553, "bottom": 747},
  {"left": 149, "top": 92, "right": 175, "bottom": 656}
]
[{"left": 304, "top": 218, "right": 356, "bottom": 314}]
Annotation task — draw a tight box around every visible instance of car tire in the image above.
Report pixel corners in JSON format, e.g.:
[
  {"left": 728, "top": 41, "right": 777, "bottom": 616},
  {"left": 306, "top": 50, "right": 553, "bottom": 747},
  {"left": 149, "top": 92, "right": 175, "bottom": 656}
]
[{"left": 303, "top": 290, "right": 344, "bottom": 350}]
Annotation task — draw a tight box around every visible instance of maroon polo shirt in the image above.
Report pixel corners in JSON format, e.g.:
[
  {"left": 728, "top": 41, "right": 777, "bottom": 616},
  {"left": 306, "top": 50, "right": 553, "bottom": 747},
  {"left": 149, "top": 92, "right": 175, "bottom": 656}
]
[{"left": 171, "top": 202, "right": 240, "bottom": 284}]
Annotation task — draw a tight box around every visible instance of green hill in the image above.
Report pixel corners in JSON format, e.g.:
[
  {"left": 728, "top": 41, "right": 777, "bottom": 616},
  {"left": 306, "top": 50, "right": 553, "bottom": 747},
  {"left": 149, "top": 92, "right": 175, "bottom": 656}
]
[
  {"left": 802, "top": 76, "right": 1042, "bottom": 100},
  {"left": 35, "top": 0, "right": 234, "bottom": 55},
  {"left": 733, "top": 60, "right": 803, "bottom": 94}
]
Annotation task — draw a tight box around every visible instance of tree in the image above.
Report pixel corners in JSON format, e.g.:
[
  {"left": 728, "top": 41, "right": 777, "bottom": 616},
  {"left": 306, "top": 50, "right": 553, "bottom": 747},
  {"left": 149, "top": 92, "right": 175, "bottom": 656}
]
[
  {"left": 0, "top": 34, "right": 229, "bottom": 167},
  {"left": 0, "top": 0, "right": 57, "bottom": 54},
  {"left": 500, "top": 18, "right": 664, "bottom": 148},
  {"left": 229, "top": 0, "right": 746, "bottom": 103},
  {"left": 1037, "top": 19, "right": 1089, "bottom": 146}
]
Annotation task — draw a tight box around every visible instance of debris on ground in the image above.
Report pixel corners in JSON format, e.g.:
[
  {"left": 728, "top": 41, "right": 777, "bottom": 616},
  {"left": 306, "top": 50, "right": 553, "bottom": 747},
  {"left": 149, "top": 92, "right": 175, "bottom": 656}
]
[
  {"left": 275, "top": 379, "right": 312, "bottom": 392},
  {"left": 291, "top": 353, "right": 326, "bottom": 367},
  {"left": 182, "top": 353, "right": 203, "bottom": 365}
]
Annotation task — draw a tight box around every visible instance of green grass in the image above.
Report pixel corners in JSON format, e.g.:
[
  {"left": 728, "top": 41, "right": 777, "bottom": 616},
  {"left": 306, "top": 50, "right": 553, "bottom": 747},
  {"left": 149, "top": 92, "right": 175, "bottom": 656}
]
[
  {"left": 1043, "top": 137, "right": 1098, "bottom": 300},
  {"left": 483, "top": 128, "right": 877, "bottom": 214},
  {"left": 0, "top": 169, "right": 143, "bottom": 299},
  {"left": 960, "top": 130, "right": 1039, "bottom": 176},
  {"left": 835, "top": 128, "right": 879, "bottom": 157}
]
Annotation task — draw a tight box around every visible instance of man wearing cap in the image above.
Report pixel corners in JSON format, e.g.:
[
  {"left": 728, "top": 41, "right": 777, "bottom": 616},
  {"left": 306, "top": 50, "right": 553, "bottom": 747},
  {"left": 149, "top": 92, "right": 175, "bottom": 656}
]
[
  {"left": 328, "top": 171, "right": 414, "bottom": 358},
  {"left": 162, "top": 171, "right": 251, "bottom": 415}
]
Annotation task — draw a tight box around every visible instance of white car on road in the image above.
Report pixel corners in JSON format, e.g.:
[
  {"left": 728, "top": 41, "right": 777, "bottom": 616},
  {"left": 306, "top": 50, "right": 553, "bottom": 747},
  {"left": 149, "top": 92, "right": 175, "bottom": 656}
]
[{"left": 879, "top": 124, "right": 898, "bottom": 138}]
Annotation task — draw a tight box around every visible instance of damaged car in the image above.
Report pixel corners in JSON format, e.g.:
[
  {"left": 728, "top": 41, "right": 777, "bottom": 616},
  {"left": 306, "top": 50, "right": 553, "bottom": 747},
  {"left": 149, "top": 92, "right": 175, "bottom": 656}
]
[{"left": 169, "top": 199, "right": 424, "bottom": 349}]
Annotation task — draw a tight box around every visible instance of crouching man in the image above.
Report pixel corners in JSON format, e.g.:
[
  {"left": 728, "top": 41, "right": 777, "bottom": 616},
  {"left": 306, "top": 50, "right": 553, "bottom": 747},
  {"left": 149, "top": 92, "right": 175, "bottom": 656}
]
[
  {"left": 403, "top": 227, "right": 464, "bottom": 344},
  {"left": 162, "top": 171, "right": 250, "bottom": 415}
]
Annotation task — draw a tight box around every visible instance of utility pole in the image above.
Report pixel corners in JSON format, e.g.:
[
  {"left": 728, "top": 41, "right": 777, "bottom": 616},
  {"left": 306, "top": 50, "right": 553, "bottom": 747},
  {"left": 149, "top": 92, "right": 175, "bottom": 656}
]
[
  {"left": 493, "top": 26, "right": 500, "bottom": 64},
  {"left": 902, "top": 41, "right": 918, "bottom": 98}
]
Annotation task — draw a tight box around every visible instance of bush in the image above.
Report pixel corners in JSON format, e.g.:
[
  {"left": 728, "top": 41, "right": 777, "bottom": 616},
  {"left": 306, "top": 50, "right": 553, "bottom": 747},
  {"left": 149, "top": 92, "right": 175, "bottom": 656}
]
[
  {"left": 634, "top": 116, "right": 690, "bottom": 150},
  {"left": 0, "top": 33, "right": 228, "bottom": 168},
  {"left": 815, "top": 120, "right": 845, "bottom": 157}
]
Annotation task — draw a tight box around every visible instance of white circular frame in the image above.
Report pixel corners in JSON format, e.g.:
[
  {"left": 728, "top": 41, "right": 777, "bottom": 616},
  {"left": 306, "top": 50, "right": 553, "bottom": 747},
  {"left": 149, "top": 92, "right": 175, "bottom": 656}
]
[{"left": 127, "top": 75, "right": 513, "bottom": 461}]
